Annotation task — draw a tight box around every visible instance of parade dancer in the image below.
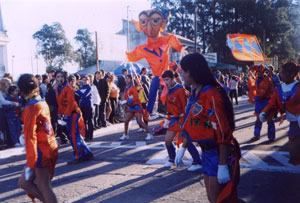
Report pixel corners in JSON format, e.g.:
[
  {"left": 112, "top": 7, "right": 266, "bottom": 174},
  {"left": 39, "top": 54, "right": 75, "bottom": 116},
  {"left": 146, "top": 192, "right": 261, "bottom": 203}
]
[
  {"left": 162, "top": 70, "right": 202, "bottom": 171},
  {"left": 249, "top": 65, "right": 275, "bottom": 141},
  {"left": 175, "top": 53, "right": 241, "bottom": 203},
  {"left": 17, "top": 74, "right": 58, "bottom": 203},
  {"left": 260, "top": 62, "right": 300, "bottom": 165},
  {"left": 55, "top": 71, "right": 93, "bottom": 164},
  {"left": 120, "top": 74, "right": 153, "bottom": 140},
  {"left": 126, "top": 8, "right": 187, "bottom": 114}
]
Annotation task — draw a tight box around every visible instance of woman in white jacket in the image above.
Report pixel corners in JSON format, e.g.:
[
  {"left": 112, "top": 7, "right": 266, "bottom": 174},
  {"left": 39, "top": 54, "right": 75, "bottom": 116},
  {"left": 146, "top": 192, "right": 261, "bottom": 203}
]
[
  {"left": 0, "top": 78, "right": 18, "bottom": 146},
  {"left": 88, "top": 75, "right": 101, "bottom": 130}
]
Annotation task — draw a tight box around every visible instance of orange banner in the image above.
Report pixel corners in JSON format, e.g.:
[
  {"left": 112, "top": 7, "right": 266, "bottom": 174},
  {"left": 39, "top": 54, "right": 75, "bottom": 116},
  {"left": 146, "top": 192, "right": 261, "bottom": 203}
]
[{"left": 226, "top": 34, "right": 265, "bottom": 62}]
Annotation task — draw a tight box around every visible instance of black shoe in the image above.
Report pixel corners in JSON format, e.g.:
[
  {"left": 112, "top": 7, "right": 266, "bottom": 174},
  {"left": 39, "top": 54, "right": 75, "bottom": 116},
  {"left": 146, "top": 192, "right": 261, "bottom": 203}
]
[
  {"left": 81, "top": 154, "right": 94, "bottom": 162},
  {"left": 67, "top": 159, "right": 80, "bottom": 165},
  {"left": 250, "top": 136, "right": 260, "bottom": 142}
]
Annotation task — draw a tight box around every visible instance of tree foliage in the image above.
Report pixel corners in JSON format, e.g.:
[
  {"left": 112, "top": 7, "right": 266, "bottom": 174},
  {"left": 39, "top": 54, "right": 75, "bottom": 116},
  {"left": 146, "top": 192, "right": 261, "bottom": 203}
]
[
  {"left": 33, "top": 22, "right": 73, "bottom": 72},
  {"left": 152, "top": 0, "right": 300, "bottom": 66},
  {"left": 74, "top": 29, "right": 96, "bottom": 69}
]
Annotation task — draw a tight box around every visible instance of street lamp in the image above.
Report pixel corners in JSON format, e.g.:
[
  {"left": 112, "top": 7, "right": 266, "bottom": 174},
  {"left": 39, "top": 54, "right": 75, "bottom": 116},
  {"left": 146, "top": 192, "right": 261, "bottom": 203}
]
[{"left": 11, "top": 55, "right": 15, "bottom": 79}]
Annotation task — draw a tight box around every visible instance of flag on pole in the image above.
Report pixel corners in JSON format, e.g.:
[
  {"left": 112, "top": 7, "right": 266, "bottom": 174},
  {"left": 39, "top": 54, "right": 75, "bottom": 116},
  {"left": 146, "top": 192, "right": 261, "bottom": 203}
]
[{"left": 226, "top": 34, "right": 265, "bottom": 62}]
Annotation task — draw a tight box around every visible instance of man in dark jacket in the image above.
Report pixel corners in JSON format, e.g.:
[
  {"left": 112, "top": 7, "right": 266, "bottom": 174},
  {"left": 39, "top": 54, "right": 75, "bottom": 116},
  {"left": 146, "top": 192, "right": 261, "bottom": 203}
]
[
  {"left": 117, "top": 69, "right": 127, "bottom": 99},
  {"left": 94, "top": 70, "right": 110, "bottom": 127}
]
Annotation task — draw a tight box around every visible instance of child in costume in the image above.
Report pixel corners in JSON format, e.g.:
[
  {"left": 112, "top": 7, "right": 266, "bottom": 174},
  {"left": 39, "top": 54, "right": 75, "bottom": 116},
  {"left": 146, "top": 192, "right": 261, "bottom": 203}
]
[
  {"left": 17, "top": 74, "right": 58, "bottom": 203},
  {"left": 260, "top": 62, "right": 300, "bottom": 165},
  {"left": 175, "top": 53, "right": 241, "bottom": 203},
  {"left": 55, "top": 71, "right": 93, "bottom": 164},
  {"left": 120, "top": 74, "right": 153, "bottom": 141},
  {"left": 162, "top": 70, "right": 202, "bottom": 171},
  {"left": 250, "top": 65, "right": 275, "bottom": 141}
]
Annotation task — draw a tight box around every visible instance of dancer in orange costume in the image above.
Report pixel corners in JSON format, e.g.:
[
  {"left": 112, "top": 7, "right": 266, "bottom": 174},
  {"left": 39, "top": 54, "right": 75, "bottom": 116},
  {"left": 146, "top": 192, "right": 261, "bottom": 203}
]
[
  {"left": 126, "top": 8, "right": 186, "bottom": 114},
  {"left": 17, "top": 74, "right": 58, "bottom": 203},
  {"left": 119, "top": 74, "right": 153, "bottom": 141},
  {"left": 248, "top": 65, "right": 275, "bottom": 141},
  {"left": 162, "top": 70, "right": 202, "bottom": 171},
  {"left": 55, "top": 71, "right": 93, "bottom": 165},
  {"left": 174, "top": 53, "right": 240, "bottom": 203},
  {"left": 260, "top": 62, "right": 300, "bottom": 165}
]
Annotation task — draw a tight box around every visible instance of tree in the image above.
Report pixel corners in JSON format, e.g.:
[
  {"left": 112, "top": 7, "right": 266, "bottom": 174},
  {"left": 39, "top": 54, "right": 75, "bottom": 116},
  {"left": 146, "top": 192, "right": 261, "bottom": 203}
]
[
  {"left": 74, "top": 29, "right": 96, "bottom": 69},
  {"left": 33, "top": 22, "right": 73, "bottom": 72},
  {"left": 151, "top": 0, "right": 300, "bottom": 66}
]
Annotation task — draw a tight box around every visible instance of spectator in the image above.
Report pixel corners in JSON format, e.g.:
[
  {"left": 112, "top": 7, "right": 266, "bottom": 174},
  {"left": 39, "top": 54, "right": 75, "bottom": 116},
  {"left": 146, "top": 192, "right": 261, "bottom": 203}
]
[
  {"left": 140, "top": 67, "right": 150, "bottom": 99},
  {"left": 108, "top": 74, "right": 120, "bottom": 124},
  {"left": 88, "top": 74, "right": 101, "bottom": 129},
  {"left": 76, "top": 75, "right": 94, "bottom": 141},
  {"left": 117, "top": 69, "right": 127, "bottom": 99},
  {"left": 93, "top": 70, "right": 109, "bottom": 128},
  {"left": 229, "top": 75, "right": 239, "bottom": 105},
  {"left": 3, "top": 85, "right": 21, "bottom": 146},
  {"left": 74, "top": 74, "right": 81, "bottom": 89},
  {"left": 0, "top": 78, "right": 18, "bottom": 147},
  {"left": 35, "top": 74, "right": 42, "bottom": 85},
  {"left": 40, "top": 74, "right": 49, "bottom": 99}
]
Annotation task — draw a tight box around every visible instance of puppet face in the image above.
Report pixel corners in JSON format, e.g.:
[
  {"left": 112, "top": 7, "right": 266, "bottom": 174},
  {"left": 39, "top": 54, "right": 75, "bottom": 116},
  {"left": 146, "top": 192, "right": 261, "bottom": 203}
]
[{"left": 138, "top": 9, "right": 167, "bottom": 39}]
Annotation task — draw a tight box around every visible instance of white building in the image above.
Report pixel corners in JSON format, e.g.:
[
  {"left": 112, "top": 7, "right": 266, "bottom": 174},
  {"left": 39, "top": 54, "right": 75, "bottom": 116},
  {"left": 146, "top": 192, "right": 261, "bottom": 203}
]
[{"left": 0, "top": 3, "right": 8, "bottom": 77}]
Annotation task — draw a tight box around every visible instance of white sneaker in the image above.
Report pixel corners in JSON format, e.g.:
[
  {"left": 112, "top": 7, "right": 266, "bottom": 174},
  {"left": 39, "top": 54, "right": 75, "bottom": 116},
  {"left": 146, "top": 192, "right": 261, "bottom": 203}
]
[
  {"left": 187, "top": 164, "right": 202, "bottom": 171},
  {"left": 145, "top": 133, "right": 153, "bottom": 140},
  {"left": 120, "top": 134, "right": 129, "bottom": 140},
  {"left": 164, "top": 161, "right": 174, "bottom": 168},
  {"left": 137, "top": 128, "right": 145, "bottom": 132}
]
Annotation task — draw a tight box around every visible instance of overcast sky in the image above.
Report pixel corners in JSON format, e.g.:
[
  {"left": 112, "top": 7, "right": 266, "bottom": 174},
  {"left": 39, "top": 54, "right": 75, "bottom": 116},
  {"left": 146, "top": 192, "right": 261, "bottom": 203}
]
[{"left": 2, "top": 0, "right": 151, "bottom": 79}]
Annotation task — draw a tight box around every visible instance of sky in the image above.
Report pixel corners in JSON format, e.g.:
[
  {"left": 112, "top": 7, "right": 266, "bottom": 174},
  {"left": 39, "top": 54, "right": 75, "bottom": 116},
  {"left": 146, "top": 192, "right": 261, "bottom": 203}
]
[{"left": 2, "top": 0, "right": 151, "bottom": 79}]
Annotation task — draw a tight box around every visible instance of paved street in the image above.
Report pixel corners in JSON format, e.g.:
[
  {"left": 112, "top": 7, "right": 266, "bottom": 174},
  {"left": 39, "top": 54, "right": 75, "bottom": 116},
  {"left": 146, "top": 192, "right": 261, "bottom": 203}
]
[{"left": 1, "top": 97, "right": 300, "bottom": 203}]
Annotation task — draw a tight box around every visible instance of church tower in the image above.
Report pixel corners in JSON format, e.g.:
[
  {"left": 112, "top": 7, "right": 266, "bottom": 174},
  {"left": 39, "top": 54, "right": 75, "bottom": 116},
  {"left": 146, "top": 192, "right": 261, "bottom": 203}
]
[{"left": 0, "top": 3, "right": 8, "bottom": 77}]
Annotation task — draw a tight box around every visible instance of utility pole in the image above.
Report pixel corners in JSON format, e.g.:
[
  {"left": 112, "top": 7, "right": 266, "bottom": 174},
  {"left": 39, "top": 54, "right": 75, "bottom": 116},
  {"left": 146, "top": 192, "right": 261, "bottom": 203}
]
[
  {"left": 194, "top": 5, "right": 198, "bottom": 52},
  {"left": 95, "top": 31, "right": 99, "bottom": 71},
  {"left": 35, "top": 55, "right": 39, "bottom": 74},
  {"left": 127, "top": 6, "right": 130, "bottom": 52}
]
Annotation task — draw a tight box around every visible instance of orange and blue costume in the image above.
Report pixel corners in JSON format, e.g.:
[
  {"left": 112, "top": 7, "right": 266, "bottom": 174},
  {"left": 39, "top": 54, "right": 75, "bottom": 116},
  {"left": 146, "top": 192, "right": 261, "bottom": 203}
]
[
  {"left": 56, "top": 83, "right": 92, "bottom": 161},
  {"left": 182, "top": 85, "right": 240, "bottom": 203},
  {"left": 165, "top": 83, "right": 202, "bottom": 165},
  {"left": 125, "top": 83, "right": 144, "bottom": 113},
  {"left": 250, "top": 65, "right": 275, "bottom": 140},
  {"left": 22, "top": 99, "right": 58, "bottom": 179},
  {"left": 127, "top": 8, "right": 184, "bottom": 114},
  {"left": 262, "top": 81, "right": 300, "bottom": 164}
]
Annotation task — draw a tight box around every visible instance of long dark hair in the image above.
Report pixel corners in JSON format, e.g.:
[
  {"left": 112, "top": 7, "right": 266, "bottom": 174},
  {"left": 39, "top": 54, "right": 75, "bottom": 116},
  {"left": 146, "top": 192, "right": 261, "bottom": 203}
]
[{"left": 180, "top": 53, "right": 235, "bottom": 131}]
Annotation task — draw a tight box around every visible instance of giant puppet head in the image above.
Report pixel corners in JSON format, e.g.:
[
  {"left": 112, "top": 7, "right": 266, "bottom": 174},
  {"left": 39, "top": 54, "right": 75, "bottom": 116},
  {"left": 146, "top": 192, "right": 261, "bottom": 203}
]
[{"left": 133, "top": 9, "right": 170, "bottom": 39}]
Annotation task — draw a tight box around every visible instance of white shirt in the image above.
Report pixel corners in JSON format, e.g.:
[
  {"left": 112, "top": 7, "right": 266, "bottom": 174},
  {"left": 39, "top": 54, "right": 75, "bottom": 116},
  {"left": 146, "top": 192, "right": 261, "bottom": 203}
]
[{"left": 91, "top": 85, "right": 101, "bottom": 105}]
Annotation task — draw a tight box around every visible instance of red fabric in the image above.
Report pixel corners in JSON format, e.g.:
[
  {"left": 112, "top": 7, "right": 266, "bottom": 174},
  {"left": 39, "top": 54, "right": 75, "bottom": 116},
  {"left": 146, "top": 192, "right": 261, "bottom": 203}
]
[
  {"left": 12, "top": 96, "right": 21, "bottom": 115},
  {"left": 125, "top": 84, "right": 143, "bottom": 109},
  {"left": 126, "top": 34, "right": 183, "bottom": 77},
  {"left": 262, "top": 83, "right": 300, "bottom": 116},
  {"left": 183, "top": 87, "right": 233, "bottom": 145},
  {"left": 56, "top": 85, "right": 81, "bottom": 117},
  {"left": 256, "top": 77, "right": 273, "bottom": 101},
  {"left": 21, "top": 101, "right": 58, "bottom": 178}
]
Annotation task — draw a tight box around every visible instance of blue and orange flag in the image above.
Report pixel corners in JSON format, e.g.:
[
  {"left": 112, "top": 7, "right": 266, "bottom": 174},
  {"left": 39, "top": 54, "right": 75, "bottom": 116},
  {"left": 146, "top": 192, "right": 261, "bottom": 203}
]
[{"left": 226, "top": 34, "right": 265, "bottom": 62}]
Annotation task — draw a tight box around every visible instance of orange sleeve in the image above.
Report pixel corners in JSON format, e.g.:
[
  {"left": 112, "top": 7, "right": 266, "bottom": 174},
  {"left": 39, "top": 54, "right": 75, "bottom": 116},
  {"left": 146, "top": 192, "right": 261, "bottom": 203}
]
[
  {"left": 23, "top": 105, "right": 39, "bottom": 169},
  {"left": 257, "top": 78, "right": 273, "bottom": 99},
  {"left": 177, "top": 88, "right": 188, "bottom": 113},
  {"left": 167, "top": 35, "right": 183, "bottom": 53},
  {"left": 64, "top": 86, "right": 75, "bottom": 117},
  {"left": 126, "top": 46, "right": 145, "bottom": 62},
  {"left": 211, "top": 92, "right": 233, "bottom": 145}
]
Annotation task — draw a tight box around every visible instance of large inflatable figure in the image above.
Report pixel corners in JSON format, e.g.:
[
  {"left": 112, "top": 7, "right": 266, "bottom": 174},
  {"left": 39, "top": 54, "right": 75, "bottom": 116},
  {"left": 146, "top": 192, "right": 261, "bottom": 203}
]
[{"left": 126, "top": 9, "right": 186, "bottom": 114}]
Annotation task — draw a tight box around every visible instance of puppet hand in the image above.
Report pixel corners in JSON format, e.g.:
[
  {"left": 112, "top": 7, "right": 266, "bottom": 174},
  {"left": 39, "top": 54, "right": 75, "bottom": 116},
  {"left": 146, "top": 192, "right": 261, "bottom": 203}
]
[
  {"left": 259, "top": 112, "right": 266, "bottom": 122},
  {"left": 57, "top": 119, "right": 67, "bottom": 126},
  {"left": 120, "top": 100, "right": 127, "bottom": 105},
  {"left": 217, "top": 165, "right": 230, "bottom": 184},
  {"left": 25, "top": 167, "right": 34, "bottom": 181},
  {"left": 180, "top": 46, "right": 188, "bottom": 60},
  {"left": 175, "top": 147, "right": 186, "bottom": 167},
  {"left": 121, "top": 57, "right": 129, "bottom": 65}
]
